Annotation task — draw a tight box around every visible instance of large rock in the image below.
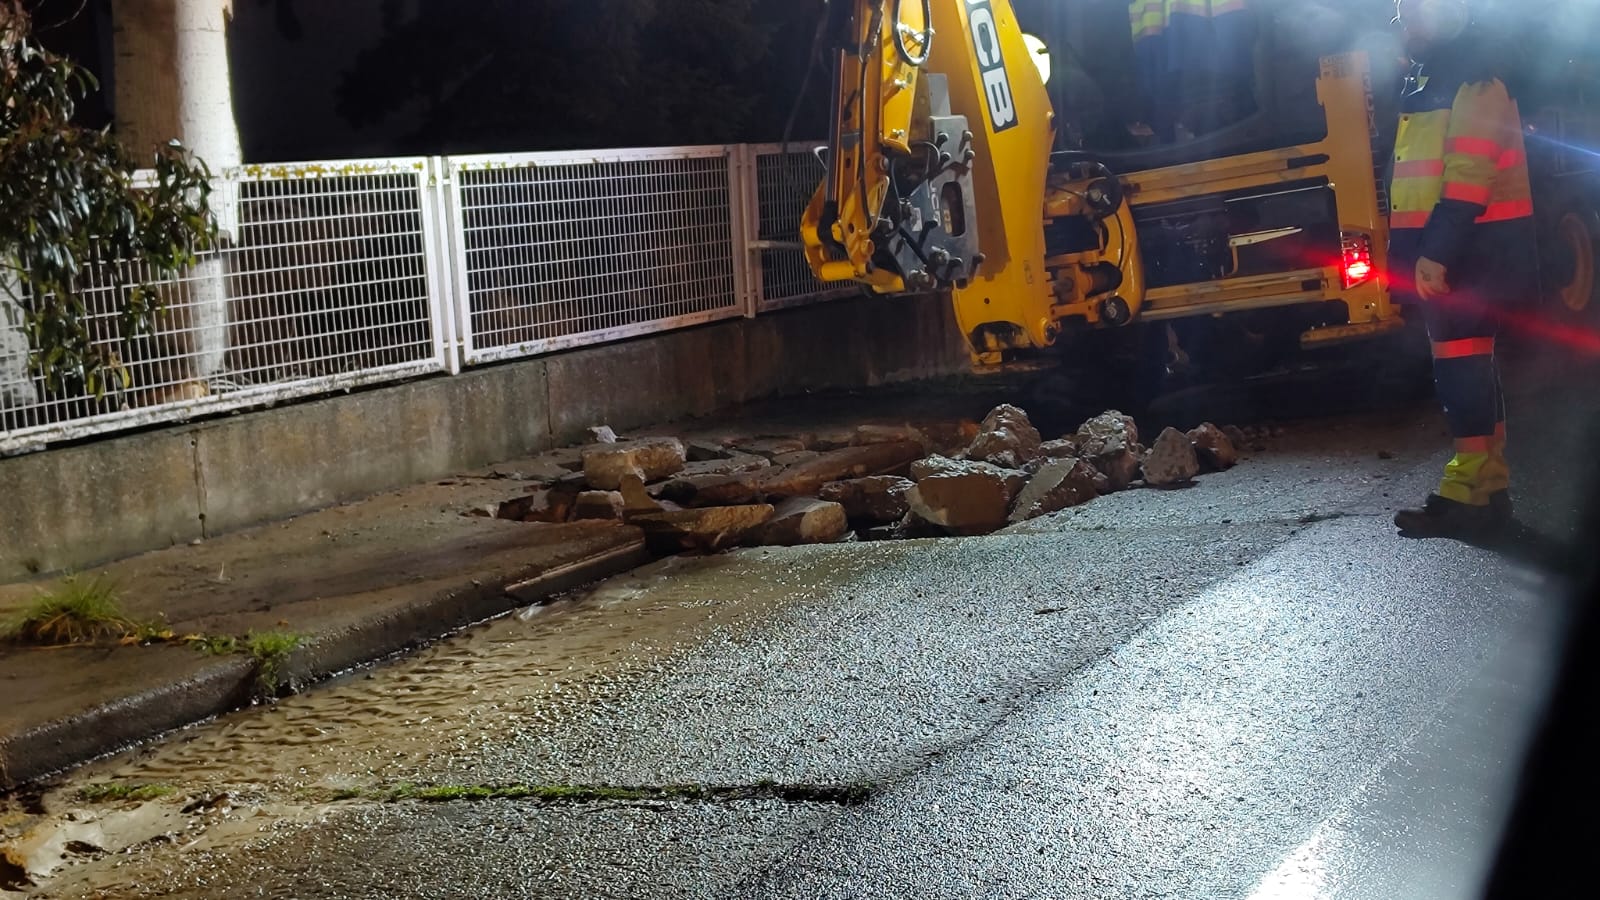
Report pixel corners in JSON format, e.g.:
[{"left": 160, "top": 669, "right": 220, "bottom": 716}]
[
  {"left": 496, "top": 488, "right": 576, "bottom": 524},
  {"left": 760, "top": 441, "right": 924, "bottom": 498},
  {"left": 1076, "top": 411, "right": 1144, "bottom": 491},
  {"left": 1188, "top": 423, "right": 1239, "bottom": 472},
  {"left": 1143, "top": 427, "right": 1200, "bottom": 487},
  {"left": 629, "top": 505, "right": 776, "bottom": 553},
  {"left": 1008, "top": 459, "right": 1102, "bottom": 522},
  {"left": 818, "top": 476, "right": 914, "bottom": 523},
  {"left": 754, "top": 498, "right": 850, "bottom": 546},
  {"left": 965, "top": 404, "right": 1043, "bottom": 469},
  {"left": 572, "top": 491, "right": 625, "bottom": 521},
  {"left": 906, "top": 468, "right": 1022, "bottom": 536},
  {"left": 653, "top": 472, "right": 766, "bottom": 508},
  {"left": 582, "top": 437, "right": 687, "bottom": 490}
]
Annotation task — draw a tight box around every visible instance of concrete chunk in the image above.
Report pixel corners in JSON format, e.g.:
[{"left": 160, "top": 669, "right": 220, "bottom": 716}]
[
  {"left": 630, "top": 505, "right": 775, "bottom": 553},
  {"left": 653, "top": 472, "right": 766, "bottom": 508},
  {"left": 909, "top": 456, "right": 1028, "bottom": 495},
  {"left": 572, "top": 491, "right": 625, "bottom": 521},
  {"left": 496, "top": 489, "right": 575, "bottom": 524},
  {"left": 731, "top": 437, "right": 810, "bottom": 459},
  {"left": 1009, "top": 459, "right": 1101, "bottom": 523},
  {"left": 965, "top": 404, "right": 1043, "bottom": 469},
  {"left": 1190, "top": 423, "right": 1239, "bottom": 471},
  {"left": 1039, "top": 438, "right": 1082, "bottom": 460},
  {"left": 684, "top": 439, "right": 733, "bottom": 462},
  {"left": 906, "top": 468, "right": 1020, "bottom": 536},
  {"left": 853, "top": 424, "right": 929, "bottom": 450},
  {"left": 818, "top": 476, "right": 914, "bottom": 523},
  {"left": 678, "top": 452, "right": 772, "bottom": 478},
  {"left": 771, "top": 450, "right": 822, "bottom": 468},
  {"left": 1143, "top": 427, "right": 1201, "bottom": 488},
  {"left": 581, "top": 437, "right": 687, "bottom": 490},
  {"left": 1076, "top": 411, "right": 1144, "bottom": 492},
  {"left": 760, "top": 441, "right": 925, "bottom": 498},
  {"left": 755, "top": 498, "right": 849, "bottom": 546}
]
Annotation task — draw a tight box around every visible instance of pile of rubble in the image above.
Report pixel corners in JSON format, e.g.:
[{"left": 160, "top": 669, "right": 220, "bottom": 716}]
[{"left": 478, "top": 406, "right": 1247, "bottom": 553}]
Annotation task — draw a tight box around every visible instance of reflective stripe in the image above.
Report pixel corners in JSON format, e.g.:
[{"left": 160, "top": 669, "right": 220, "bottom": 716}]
[
  {"left": 1479, "top": 198, "right": 1534, "bottom": 222},
  {"left": 1433, "top": 337, "right": 1496, "bottom": 359},
  {"left": 1498, "top": 149, "right": 1526, "bottom": 170},
  {"left": 1445, "top": 135, "right": 1503, "bottom": 161},
  {"left": 1391, "top": 210, "right": 1430, "bottom": 229},
  {"left": 1456, "top": 436, "right": 1496, "bottom": 453},
  {"left": 1211, "top": 0, "right": 1248, "bottom": 12},
  {"left": 1130, "top": 0, "right": 1167, "bottom": 39},
  {"left": 1443, "top": 181, "right": 1493, "bottom": 205},
  {"left": 1394, "top": 159, "right": 1445, "bottom": 178}
]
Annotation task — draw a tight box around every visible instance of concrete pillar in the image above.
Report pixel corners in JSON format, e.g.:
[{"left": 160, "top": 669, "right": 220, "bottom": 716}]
[{"left": 111, "top": 0, "right": 241, "bottom": 383}]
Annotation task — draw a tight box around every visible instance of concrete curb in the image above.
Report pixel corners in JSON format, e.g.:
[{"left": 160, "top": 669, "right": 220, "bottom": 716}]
[{"left": 0, "top": 539, "right": 653, "bottom": 791}]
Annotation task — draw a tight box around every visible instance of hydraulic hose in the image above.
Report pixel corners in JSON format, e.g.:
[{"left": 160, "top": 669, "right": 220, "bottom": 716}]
[{"left": 892, "top": 0, "right": 934, "bottom": 68}]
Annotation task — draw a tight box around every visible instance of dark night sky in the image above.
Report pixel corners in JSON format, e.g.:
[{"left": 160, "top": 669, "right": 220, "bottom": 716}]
[
  {"left": 26, "top": 0, "right": 1586, "bottom": 166},
  {"left": 35, "top": 0, "right": 827, "bottom": 164}
]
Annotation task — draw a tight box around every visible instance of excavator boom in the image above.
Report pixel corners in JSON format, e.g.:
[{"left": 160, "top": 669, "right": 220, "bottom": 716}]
[{"left": 802, "top": 0, "right": 1060, "bottom": 363}]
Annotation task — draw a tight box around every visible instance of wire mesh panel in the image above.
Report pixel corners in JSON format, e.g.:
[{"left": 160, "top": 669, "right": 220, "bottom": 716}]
[
  {"left": 751, "top": 143, "right": 857, "bottom": 312},
  {"left": 449, "top": 147, "right": 745, "bottom": 364},
  {"left": 0, "top": 159, "right": 450, "bottom": 455}
]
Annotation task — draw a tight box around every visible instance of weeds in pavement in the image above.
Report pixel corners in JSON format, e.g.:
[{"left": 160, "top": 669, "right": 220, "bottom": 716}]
[
  {"left": 3, "top": 577, "right": 136, "bottom": 646},
  {"left": 77, "top": 782, "right": 176, "bottom": 803},
  {"left": 244, "top": 631, "right": 303, "bottom": 695},
  {"left": 192, "top": 634, "right": 240, "bottom": 656}
]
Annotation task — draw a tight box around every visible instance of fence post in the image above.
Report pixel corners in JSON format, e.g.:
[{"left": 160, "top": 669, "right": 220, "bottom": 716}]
[
  {"left": 727, "top": 145, "right": 761, "bottom": 319},
  {"left": 420, "top": 156, "right": 460, "bottom": 376},
  {"left": 438, "top": 156, "right": 476, "bottom": 372}
]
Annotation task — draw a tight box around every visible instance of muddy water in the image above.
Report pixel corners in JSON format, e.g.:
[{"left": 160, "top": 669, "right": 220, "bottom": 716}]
[{"left": 0, "top": 547, "right": 881, "bottom": 897}]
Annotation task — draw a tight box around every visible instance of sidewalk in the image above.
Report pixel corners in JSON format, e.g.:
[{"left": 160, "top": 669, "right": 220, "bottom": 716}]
[
  {"left": 0, "top": 468, "right": 652, "bottom": 790},
  {"left": 0, "top": 379, "right": 1023, "bottom": 791}
]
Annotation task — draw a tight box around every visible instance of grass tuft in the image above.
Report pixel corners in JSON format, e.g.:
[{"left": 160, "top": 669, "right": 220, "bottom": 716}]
[
  {"left": 244, "top": 631, "right": 303, "bottom": 695},
  {"left": 3, "top": 577, "right": 135, "bottom": 646},
  {"left": 77, "top": 782, "right": 176, "bottom": 803}
]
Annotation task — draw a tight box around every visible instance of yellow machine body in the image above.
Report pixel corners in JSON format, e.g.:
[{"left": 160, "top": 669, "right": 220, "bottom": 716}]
[{"left": 801, "top": 1, "right": 1400, "bottom": 366}]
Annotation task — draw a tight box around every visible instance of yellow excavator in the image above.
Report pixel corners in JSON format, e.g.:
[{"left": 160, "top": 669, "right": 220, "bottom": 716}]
[
  {"left": 800, "top": 0, "right": 1600, "bottom": 395},
  {"left": 799, "top": 0, "right": 1408, "bottom": 392}
]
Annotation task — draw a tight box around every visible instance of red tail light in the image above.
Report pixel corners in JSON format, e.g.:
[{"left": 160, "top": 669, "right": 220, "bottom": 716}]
[{"left": 1342, "top": 233, "right": 1375, "bottom": 289}]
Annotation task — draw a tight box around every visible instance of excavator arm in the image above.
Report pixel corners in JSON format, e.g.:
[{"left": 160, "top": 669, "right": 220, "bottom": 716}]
[{"left": 801, "top": 0, "right": 1108, "bottom": 364}]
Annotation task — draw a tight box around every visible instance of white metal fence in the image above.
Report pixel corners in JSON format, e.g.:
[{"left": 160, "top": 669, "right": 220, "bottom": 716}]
[{"left": 0, "top": 142, "right": 846, "bottom": 456}]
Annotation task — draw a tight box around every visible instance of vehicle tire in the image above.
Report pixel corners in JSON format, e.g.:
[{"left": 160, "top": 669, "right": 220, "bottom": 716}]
[{"left": 1541, "top": 191, "right": 1600, "bottom": 322}]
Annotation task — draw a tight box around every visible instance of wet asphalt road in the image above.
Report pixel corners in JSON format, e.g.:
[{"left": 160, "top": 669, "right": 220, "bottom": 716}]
[{"left": 8, "top": 336, "right": 1599, "bottom": 900}]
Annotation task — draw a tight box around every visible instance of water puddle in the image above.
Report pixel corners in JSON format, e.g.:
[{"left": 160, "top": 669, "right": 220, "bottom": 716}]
[{"left": 0, "top": 545, "right": 885, "bottom": 896}]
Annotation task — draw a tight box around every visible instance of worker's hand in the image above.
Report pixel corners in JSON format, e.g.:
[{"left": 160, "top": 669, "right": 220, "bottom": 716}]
[{"left": 1415, "top": 257, "right": 1451, "bottom": 299}]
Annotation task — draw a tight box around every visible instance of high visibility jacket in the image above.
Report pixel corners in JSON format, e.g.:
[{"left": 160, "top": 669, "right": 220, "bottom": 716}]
[
  {"left": 1388, "top": 52, "right": 1539, "bottom": 299},
  {"left": 1129, "top": 0, "right": 1247, "bottom": 42}
]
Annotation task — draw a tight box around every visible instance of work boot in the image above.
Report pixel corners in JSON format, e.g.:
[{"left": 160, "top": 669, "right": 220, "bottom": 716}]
[{"left": 1394, "top": 493, "right": 1508, "bottom": 540}]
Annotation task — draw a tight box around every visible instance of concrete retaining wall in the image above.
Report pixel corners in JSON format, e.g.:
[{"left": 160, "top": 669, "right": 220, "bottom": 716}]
[{"left": 0, "top": 294, "right": 970, "bottom": 580}]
